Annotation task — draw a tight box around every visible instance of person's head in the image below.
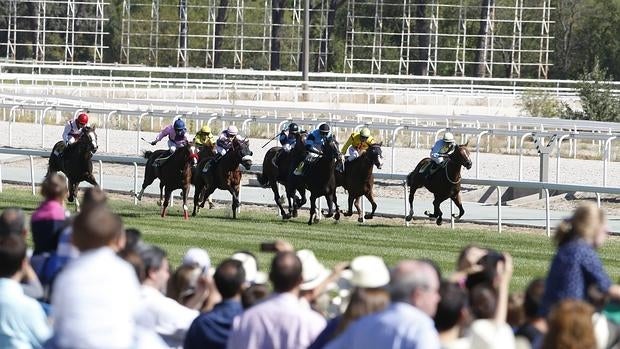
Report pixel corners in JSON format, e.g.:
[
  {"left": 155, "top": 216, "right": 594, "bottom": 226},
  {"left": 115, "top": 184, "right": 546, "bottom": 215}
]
[
  {"left": 123, "top": 228, "right": 143, "bottom": 254},
  {"left": 507, "top": 292, "right": 525, "bottom": 328},
  {"left": 288, "top": 123, "right": 300, "bottom": 135},
  {"left": 542, "top": 300, "right": 597, "bottom": 349},
  {"left": 269, "top": 251, "right": 303, "bottom": 293},
  {"left": 359, "top": 127, "right": 371, "bottom": 142},
  {"left": 0, "top": 234, "right": 27, "bottom": 279},
  {"left": 167, "top": 264, "right": 201, "bottom": 304},
  {"left": 555, "top": 203, "right": 607, "bottom": 247},
  {"left": 76, "top": 113, "right": 89, "bottom": 128},
  {"left": 456, "top": 245, "right": 487, "bottom": 272},
  {"left": 0, "top": 208, "right": 27, "bottom": 238},
  {"left": 232, "top": 251, "right": 266, "bottom": 285},
  {"left": 81, "top": 187, "right": 107, "bottom": 212},
  {"left": 173, "top": 119, "right": 186, "bottom": 137},
  {"left": 335, "top": 287, "right": 390, "bottom": 337},
  {"left": 469, "top": 284, "right": 497, "bottom": 320},
  {"left": 214, "top": 259, "right": 245, "bottom": 300},
  {"left": 119, "top": 249, "right": 145, "bottom": 283},
  {"left": 72, "top": 206, "right": 124, "bottom": 252},
  {"left": 524, "top": 278, "right": 545, "bottom": 320},
  {"left": 226, "top": 125, "right": 239, "bottom": 138},
  {"left": 140, "top": 245, "right": 170, "bottom": 292},
  {"left": 41, "top": 172, "right": 68, "bottom": 202},
  {"left": 242, "top": 284, "right": 269, "bottom": 309},
  {"left": 434, "top": 281, "right": 469, "bottom": 333},
  {"left": 318, "top": 123, "right": 330, "bottom": 138},
  {"left": 199, "top": 125, "right": 211, "bottom": 135},
  {"left": 443, "top": 132, "right": 455, "bottom": 144},
  {"left": 389, "top": 260, "right": 441, "bottom": 316}
]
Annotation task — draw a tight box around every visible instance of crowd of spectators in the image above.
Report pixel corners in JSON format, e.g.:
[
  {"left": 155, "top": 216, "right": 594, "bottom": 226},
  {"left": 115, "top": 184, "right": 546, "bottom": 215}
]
[{"left": 1, "top": 172, "right": 620, "bottom": 349}]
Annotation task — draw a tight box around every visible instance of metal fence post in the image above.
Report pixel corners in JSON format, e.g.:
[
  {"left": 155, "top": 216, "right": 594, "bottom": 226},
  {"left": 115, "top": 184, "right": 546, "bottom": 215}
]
[
  {"left": 98, "top": 160, "right": 103, "bottom": 190},
  {"left": 29, "top": 155, "right": 35, "bottom": 195},
  {"left": 544, "top": 188, "right": 550, "bottom": 237},
  {"left": 403, "top": 181, "right": 410, "bottom": 226},
  {"left": 496, "top": 186, "right": 502, "bottom": 233},
  {"left": 40, "top": 106, "right": 53, "bottom": 148},
  {"left": 0, "top": 163, "right": 3, "bottom": 193},
  {"left": 475, "top": 131, "right": 489, "bottom": 179},
  {"left": 518, "top": 132, "right": 533, "bottom": 181},
  {"left": 133, "top": 162, "right": 138, "bottom": 205}
]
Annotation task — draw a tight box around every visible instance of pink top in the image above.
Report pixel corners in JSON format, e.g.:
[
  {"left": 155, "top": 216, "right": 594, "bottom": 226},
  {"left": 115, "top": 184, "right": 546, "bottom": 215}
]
[
  {"left": 155, "top": 125, "right": 189, "bottom": 147},
  {"left": 31, "top": 200, "right": 67, "bottom": 222}
]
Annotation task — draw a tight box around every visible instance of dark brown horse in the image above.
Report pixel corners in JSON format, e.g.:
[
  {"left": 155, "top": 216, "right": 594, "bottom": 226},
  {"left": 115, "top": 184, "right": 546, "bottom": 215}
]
[
  {"left": 405, "top": 143, "right": 472, "bottom": 225},
  {"left": 194, "top": 143, "right": 216, "bottom": 209},
  {"left": 135, "top": 144, "right": 198, "bottom": 219},
  {"left": 336, "top": 143, "right": 384, "bottom": 222},
  {"left": 287, "top": 137, "right": 342, "bottom": 225},
  {"left": 256, "top": 132, "right": 307, "bottom": 219},
  {"left": 47, "top": 126, "right": 99, "bottom": 206},
  {"left": 192, "top": 138, "right": 253, "bottom": 218}
]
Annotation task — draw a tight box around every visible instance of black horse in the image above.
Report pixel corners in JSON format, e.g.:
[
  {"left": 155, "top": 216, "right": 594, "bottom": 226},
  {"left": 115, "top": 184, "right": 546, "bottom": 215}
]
[
  {"left": 193, "top": 138, "right": 253, "bottom": 218},
  {"left": 287, "top": 137, "right": 342, "bottom": 225},
  {"left": 256, "top": 132, "right": 307, "bottom": 219},
  {"left": 135, "top": 144, "right": 197, "bottom": 219},
  {"left": 336, "top": 143, "right": 384, "bottom": 222},
  {"left": 405, "top": 143, "right": 472, "bottom": 225},
  {"left": 47, "top": 126, "right": 99, "bottom": 205}
]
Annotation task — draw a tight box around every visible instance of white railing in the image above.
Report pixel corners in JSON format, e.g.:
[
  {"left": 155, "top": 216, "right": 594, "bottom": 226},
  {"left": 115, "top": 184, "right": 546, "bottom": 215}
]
[{"left": 1, "top": 146, "right": 620, "bottom": 236}]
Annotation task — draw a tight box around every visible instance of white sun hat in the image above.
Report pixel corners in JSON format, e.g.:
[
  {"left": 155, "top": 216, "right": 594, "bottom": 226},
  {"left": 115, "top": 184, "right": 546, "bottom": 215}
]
[
  {"left": 182, "top": 248, "right": 211, "bottom": 274},
  {"left": 232, "top": 252, "right": 268, "bottom": 285},
  {"left": 297, "top": 249, "right": 331, "bottom": 291},
  {"left": 350, "top": 255, "right": 390, "bottom": 288}
]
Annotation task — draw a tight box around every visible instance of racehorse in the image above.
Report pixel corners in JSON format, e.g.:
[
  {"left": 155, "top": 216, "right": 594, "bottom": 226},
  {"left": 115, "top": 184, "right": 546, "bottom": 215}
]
[
  {"left": 47, "top": 126, "right": 99, "bottom": 206},
  {"left": 287, "top": 137, "right": 342, "bottom": 225},
  {"left": 135, "top": 144, "right": 198, "bottom": 219},
  {"left": 256, "top": 132, "right": 307, "bottom": 219},
  {"left": 405, "top": 142, "right": 472, "bottom": 225},
  {"left": 192, "top": 138, "right": 253, "bottom": 218},
  {"left": 194, "top": 143, "right": 216, "bottom": 209},
  {"left": 336, "top": 143, "right": 384, "bottom": 222}
]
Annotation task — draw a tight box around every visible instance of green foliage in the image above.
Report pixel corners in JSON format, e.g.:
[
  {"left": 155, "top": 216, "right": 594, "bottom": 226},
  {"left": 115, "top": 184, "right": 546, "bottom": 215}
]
[
  {"left": 564, "top": 61, "right": 620, "bottom": 122},
  {"left": 517, "top": 91, "right": 567, "bottom": 118}
]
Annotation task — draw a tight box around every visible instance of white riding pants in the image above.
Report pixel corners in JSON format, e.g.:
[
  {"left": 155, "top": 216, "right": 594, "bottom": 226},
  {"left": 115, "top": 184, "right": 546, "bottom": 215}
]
[{"left": 347, "top": 147, "right": 359, "bottom": 161}]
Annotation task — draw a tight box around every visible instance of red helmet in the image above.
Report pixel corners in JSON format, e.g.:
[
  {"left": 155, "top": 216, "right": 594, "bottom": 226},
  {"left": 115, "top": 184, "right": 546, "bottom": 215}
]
[{"left": 77, "top": 113, "right": 89, "bottom": 126}]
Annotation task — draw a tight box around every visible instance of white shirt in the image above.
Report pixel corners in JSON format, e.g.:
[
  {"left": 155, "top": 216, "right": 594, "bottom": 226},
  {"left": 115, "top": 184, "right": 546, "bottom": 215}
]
[
  {"left": 52, "top": 247, "right": 141, "bottom": 349},
  {"left": 135, "top": 285, "right": 199, "bottom": 348}
]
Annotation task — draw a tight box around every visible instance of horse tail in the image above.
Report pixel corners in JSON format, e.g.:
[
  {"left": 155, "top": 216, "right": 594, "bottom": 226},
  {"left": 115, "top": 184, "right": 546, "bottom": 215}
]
[
  {"left": 256, "top": 173, "right": 269, "bottom": 188},
  {"left": 143, "top": 150, "right": 153, "bottom": 159}
]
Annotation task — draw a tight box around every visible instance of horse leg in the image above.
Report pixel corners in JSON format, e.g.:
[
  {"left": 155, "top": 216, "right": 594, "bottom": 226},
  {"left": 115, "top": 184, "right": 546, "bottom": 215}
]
[
  {"left": 324, "top": 195, "right": 334, "bottom": 219},
  {"left": 308, "top": 195, "right": 317, "bottom": 225},
  {"left": 157, "top": 183, "right": 164, "bottom": 206},
  {"left": 161, "top": 188, "right": 172, "bottom": 218},
  {"left": 229, "top": 187, "right": 240, "bottom": 219},
  {"left": 182, "top": 187, "right": 189, "bottom": 220},
  {"left": 333, "top": 192, "right": 340, "bottom": 221},
  {"left": 405, "top": 187, "right": 418, "bottom": 222},
  {"left": 343, "top": 194, "right": 354, "bottom": 217},
  {"left": 84, "top": 173, "right": 98, "bottom": 187},
  {"left": 364, "top": 191, "right": 378, "bottom": 220},
  {"left": 136, "top": 167, "right": 157, "bottom": 201},
  {"left": 67, "top": 179, "right": 77, "bottom": 203},
  {"left": 451, "top": 192, "right": 465, "bottom": 220},
  {"left": 353, "top": 197, "right": 363, "bottom": 222},
  {"left": 272, "top": 181, "right": 290, "bottom": 219},
  {"left": 425, "top": 195, "right": 446, "bottom": 226}
]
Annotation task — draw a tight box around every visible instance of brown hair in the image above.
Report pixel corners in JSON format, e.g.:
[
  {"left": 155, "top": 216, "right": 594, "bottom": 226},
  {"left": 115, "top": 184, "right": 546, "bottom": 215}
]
[
  {"left": 554, "top": 203, "right": 605, "bottom": 246},
  {"left": 167, "top": 265, "right": 200, "bottom": 305},
  {"left": 542, "top": 300, "right": 596, "bottom": 349},
  {"left": 72, "top": 206, "right": 124, "bottom": 252},
  {"left": 334, "top": 287, "right": 390, "bottom": 338},
  {"left": 41, "top": 173, "right": 68, "bottom": 201},
  {"left": 81, "top": 187, "right": 107, "bottom": 211}
]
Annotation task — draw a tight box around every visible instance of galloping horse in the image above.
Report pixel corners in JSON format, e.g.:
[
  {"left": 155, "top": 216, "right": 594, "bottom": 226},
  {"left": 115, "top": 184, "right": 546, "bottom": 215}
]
[
  {"left": 336, "top": 143, "right": 384, "bottom": 222},
  {"left": 256, "top": 132, "right": 307, "bottom": 219},
  {"left": 287, "top": 137, "right": 342, "bottom": 225},
  {"left": 405, "top": 143, "right": 472, "bottom": 225},
  {"left": 192, "top": 138, "right": 253, "bottom": 218},
  {"left": 136, "top": 144, "right": 198, "bottom": 219},
  {"left": 47, "top": 126, "right": 99, "bottom": 205},
  {"left": 194, "top": 143, "right": 216, "bottom": 209}
]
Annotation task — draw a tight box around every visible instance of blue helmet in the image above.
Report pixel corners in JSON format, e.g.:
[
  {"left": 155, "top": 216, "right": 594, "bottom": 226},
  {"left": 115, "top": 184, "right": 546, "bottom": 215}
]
[{"left": 174, "top": 119, "right": 186, "bottom": 130}]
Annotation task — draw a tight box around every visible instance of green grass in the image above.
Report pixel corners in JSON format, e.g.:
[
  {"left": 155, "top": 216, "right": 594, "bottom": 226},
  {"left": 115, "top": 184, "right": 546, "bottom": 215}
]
[{"left": 4, "top": 187, "right": 620, "bottom": 292}]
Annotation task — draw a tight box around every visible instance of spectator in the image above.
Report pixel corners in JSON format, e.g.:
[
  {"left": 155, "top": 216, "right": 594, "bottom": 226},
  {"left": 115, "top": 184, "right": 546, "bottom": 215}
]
[
  {"left": 135, "top": 245, "right": 201, "bottom": 348},
  {"left": 228, "top": 251, "right": 326, "bottom": 349},
  {"left": 434, "top": 281, "right": 470, "bottom": 349},
  {"left": 241, "top": 284, "right": 269, "bottom": 309},
  {"left": 232, "top": 251, "right": 268, "bottom": 286},
  {"left": 51, "top": 205, "right": 139, "bottom": 349},
  {"left": 168, "top": 264, "right": 202, "bottom": 306},
  {"left": 450, "top": 245, "right": 487, "bottom": 286},
  {"left": 310, "top": 255, "right": 390, "bottom": 349},
  {"left": 0, "top": 234, "right": 51, "bottom": 348},
  {"left": 30, "top": 173, "right": 69, "bottom": 256},
  {"left": 542, "top": 300, "right": 597, "bottom": 349},
  {"left": 122, "top": 228, "right": 145, "bottom": 254},
  {"left": 185, "top": 259, "right": 245, "bottom": 349},
  {"left": 541, "top": 203, "right": 620, "bottom": 316},
  {"left": 507, "top": 293, "right": 525, "bottom": 329},
  {"left": 515, "top": 279, "right": 546, "bottom": 345},
  {"left": 325, "top": 260, "right": 441, "bottom": 349}
]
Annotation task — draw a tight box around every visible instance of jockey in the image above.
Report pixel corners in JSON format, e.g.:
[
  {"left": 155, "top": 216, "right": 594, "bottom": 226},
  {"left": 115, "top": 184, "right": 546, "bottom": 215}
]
[
  {"left": 202, "top": 125, "right": 244, "bottom": 173},
  {"left": 341, "top": 127, "right": 375, "bottom": 162},
  {"left": 424, "top": 132, "right": 456, "bottom": 179},
  {"left": 294, "top": 123, "right": 331, "bottom": 176},
  {"left": 272, "top": 123, "right": 300, "bottom": 169},
  {"left": 193, "top": 125, "right": 216, "bottom": 150},
  {"left": 150, "top": 118, "right": 189, "bottom": 167},
  {"left": 56, "top": 112, "right": 89, "bottom": 157}
]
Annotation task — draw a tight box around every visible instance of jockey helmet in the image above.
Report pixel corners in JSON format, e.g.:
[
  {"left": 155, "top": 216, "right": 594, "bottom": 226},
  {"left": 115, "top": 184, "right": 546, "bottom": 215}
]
[
  {"left": 174, "top": 119, "right": 186, "bottom": 130},
  {"left": 288, "top": 123, "right": 300, "bottom": 134},
  {"left": 360, "top": 127, "right": 371, "bottom": 139},
  {"left": 77, "top": 113, "right": 88, "bottom": 126},
  {"left": 226, "top": 125, "right": 239, "bottom": 136},
  {"left": 318, "top": 123, "right": 330, "bottom": 136},
  {"left": 200, "top": 125, "right": 211, "bottom": 134},
  {"left": 443, "top": 132, "right": 455, "bottom": 143}
]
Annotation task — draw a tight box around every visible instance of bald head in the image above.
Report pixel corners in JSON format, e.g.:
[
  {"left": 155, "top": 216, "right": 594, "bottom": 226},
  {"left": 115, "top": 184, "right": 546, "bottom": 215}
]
[
  {"left": 72, "top": 206, "right": 124, "bottom": 252},
  {"left": 0, "top": 208, "right": 26, "bottom": 238},
  {"left": 269, "top": 252, "right": 303, "bottom": 293},
  {"left": 390, "top": 260, "right": 441, "bottom": 316}
]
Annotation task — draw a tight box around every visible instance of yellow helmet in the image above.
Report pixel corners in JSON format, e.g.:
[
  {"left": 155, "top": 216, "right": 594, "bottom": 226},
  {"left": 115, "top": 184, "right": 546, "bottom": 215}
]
[
  {"left": 360, "top": 127, "right": 371, "bottom": 138},
  {"left": 200, "top": 125, "right": 211, "bottom": 134}
]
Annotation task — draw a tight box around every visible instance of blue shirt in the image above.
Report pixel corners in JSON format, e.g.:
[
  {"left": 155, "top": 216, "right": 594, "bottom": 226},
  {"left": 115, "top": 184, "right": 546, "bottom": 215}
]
[
  {"left": 324, "top": 302, "right": 440, "bottom": 349},
  {"left": 0, "top": 278, "right": 52, "bottom": 349},
  {"left": 541, "top": 238, "right": 612, "bottom": 316},
  {"left": 309, "top": 316, "right": 341, "bottom": 349},
  {"left": 430, "top": 140, "right": 454, "bottom": 160},
  {"left": 184, "top": 299, "right": 243, "bottom": 349},
  {"left": 305, "top": 130, "right": 330, "bottom": 151},
  {"left": 279, "top": 132, "right": 297, "bottom": 147}
]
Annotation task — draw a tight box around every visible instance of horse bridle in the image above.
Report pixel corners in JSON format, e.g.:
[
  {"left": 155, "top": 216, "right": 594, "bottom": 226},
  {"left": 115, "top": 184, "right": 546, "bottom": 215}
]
[{"left": 444, "top": 146, "right": 471, "bottom": 185}]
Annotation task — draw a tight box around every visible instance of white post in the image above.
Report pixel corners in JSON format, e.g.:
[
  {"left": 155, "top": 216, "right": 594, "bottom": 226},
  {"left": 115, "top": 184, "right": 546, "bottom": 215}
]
[
  {"left": 450, "top": 201, "right": 454, "bottom": 229},
  {"left": 603, "top": 136, "right": 616, "bottom": 187},
  {"left": 137, "top": 113, "right": 148, "bottom": 155},
  {"left": 518, "top": 132, "right": 533, "bottom": 181},
  {"left": 361, "top": 197, "right": 366, "bottom": 223},
  {"left": 544, "top": 188, "right": 550, "bottom": 237},
  {"left": 390, "top": 127, "right": 404, "bottom": 176},
  {"left": 403, "top": 181, "right": 409, "bottom": 226},
  {"left": 8, "top": 105, "right": 20, "bottom": 147},
  {"left": 104, "top": 111, "right": 117, "bottom": 153},
  {"left": 0, "top": 163, "right": 3, "bottom": 193},
  {"left": 29, "top": 155, "right": 35, "bottom": 195},
  {"left": 596, "top": 193, "right": 601, "bottom": 208},
  {"left": 98, "top": 160, "right": 103, "bottom": 190},
  {"left": 555, "top": 135, "right": 570, "bottom": 183},
  {"left": 133, "top": 162, "right": 138, "bottom": 205},
  {"left": 475, "top": 131, "right": 489, "bottom": 179},
  {"left": 40, "top": 106, "right": 53, "bottom": 148},
  {"left": 496, "top": 186, "right": 502, "bottom": 233}
]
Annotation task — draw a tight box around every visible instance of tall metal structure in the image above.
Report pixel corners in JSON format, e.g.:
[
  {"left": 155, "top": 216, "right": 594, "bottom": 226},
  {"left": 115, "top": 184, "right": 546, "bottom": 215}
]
[{"left": 2, "top": 0, "right": 108, "bottom": 63}]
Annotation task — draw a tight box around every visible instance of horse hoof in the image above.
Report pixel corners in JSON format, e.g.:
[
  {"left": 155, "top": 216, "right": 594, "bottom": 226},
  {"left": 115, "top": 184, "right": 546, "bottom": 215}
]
[
  {"left": 192, "top": 212, "right": 197, "bottom": 217},
  {"left": 405, "top": 214, "right": 413, "bottom": 222},
  {"left": 424, "top": 210, "right": 430, "bottom": 216},
  {"left": 208, "top": 203, "right": 215, "bottom": 209},
  {"left": 313, "top": 216, "right": 320, "bottom": 224},
  {"left": 364, "top": 214, "right": 374, "bottom": 220},
  {"left": 324, "top": 212, "right": 334, "bottom": 219},
  {"left": 282, "top": 213, "right": 291, "bottom": 220},
  {"left": 358, "top": 217, "right": 364, "bottom": 223},
  {"left": 343, "top": 211, "right": 353, "bottom": 217},
  {"left": 292, "top": 211, "right": 298, "bottom": 218},
  {"left": 335, "top": 212, "right": 340, "bottom": 220},
  {"left": 308, "top": 220, "right": 313, "bottom": 226},
  {"left": 157, "top": 200, "right": 162, "bottom": 207},
  {"left": 278, "top": 195, "right": 286, "bottom": 205},
  {"left": 436, "top": 218, "right": 443, "bottom": 226}
]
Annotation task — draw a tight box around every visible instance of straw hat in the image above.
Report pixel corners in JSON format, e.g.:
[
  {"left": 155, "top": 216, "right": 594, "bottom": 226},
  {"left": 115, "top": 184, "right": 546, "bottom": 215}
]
[
  {"left": 350, "top": 255, "right": 390, "bottom": 288},
  {"left": 232, "top": 252, "right": 268, "bottom": 285},
  {"left": 297, "top": 249, "right": 331, "bottom": 291}
]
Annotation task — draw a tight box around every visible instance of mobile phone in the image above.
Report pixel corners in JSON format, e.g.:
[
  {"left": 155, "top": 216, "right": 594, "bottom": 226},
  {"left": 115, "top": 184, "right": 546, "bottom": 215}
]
[{"left": 260, "top": 242, "right": 278, "bottom": 252}]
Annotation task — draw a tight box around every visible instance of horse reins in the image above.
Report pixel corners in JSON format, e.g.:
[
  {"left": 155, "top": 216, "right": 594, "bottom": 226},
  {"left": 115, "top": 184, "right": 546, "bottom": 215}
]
[{"left": 444, "top": 159, "right": 461, "bottom": 185}]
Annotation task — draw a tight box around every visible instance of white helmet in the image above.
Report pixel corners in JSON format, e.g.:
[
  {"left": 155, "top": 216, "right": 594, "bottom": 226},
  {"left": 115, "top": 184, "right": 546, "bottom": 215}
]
[
  {"left": 443, "top": 132, "right": 455, "bottom": 143},
  {"left": 226, "top": 125, "right": 239, "bottom": 136}
]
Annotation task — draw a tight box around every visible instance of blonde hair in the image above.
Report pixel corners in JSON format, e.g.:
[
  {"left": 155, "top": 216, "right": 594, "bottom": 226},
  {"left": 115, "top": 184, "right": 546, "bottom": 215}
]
[
  {"left": 41, "top": 172, "right": 68, "bottom": 201},
  {"left": 554, "top": 203, "right": 605, "bottom": 246}
]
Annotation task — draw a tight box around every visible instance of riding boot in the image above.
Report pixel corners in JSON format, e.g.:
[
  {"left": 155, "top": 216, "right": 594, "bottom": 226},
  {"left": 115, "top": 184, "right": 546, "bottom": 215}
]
[
  {"left": 203, "top": 154, "right": 221, "bottom": 174},
  {"left": 293, "top": 161, "right": 305, "bottom": 176}
]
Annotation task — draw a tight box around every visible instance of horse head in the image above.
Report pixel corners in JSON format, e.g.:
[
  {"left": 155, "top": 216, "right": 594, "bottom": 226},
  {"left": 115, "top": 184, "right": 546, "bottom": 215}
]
[
  {"left": 367, "top": 143, "right": 384, "bottom": 169},
  {"left": 186, "top": 143, "right": 199, "bottom": 167},
  {"left": 450, "top": 142, "right": 472, "bottom": 170},
  {"left": 78, "top": 126, "right": 99, "bottom": 157},
  {"left": 325, "top": 137, "right": 342, "bottom": 161},
  {"left": 234, "top": 138, "right": 253, "bottom": 170}
]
